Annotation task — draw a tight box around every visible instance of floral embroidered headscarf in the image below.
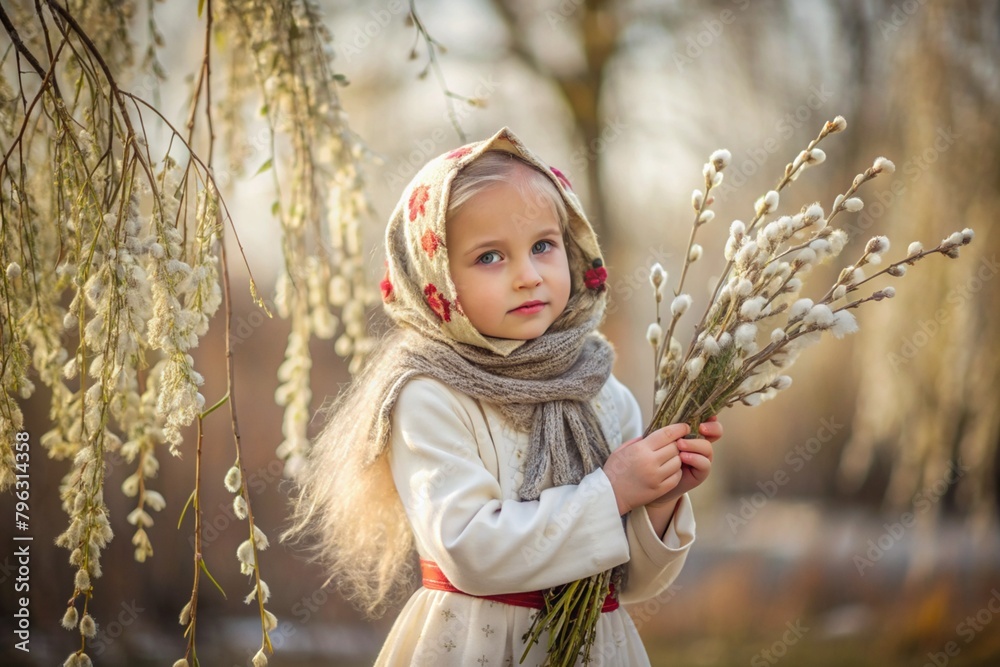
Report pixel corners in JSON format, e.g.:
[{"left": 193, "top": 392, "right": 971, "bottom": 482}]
[{"left": 380, "top": 126, "right": 609, "bottom": 356}]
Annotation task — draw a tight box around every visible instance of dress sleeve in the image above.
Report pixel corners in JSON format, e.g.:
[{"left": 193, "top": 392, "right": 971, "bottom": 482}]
[
  {"left": 388, "top": 377, "right": 630, "bottom": 596},
  {"left": 605, "top": 374, "right": 698, "bottom": 604}
]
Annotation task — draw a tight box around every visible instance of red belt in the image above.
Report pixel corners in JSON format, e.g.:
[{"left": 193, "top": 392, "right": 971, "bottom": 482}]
[{"left": 420, "top": 559, "right": 619, "bottom": 612}]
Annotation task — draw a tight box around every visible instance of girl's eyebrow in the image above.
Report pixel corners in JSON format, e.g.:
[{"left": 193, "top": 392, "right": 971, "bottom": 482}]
[
  {"left": 462, "top": 225, "right": 563, "bottom": 256},
  {"left": 464, "top": 238, "right": 505, "bottom": 256}
]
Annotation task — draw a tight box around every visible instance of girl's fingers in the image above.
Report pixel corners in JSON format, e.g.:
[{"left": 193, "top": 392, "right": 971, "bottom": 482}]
[
  {"left": 653, "top": 442, "right": 679, "bottom": 465},
  {"left": 678, "top": 437, "right": 713, "bottom": 461},
  {"left": 650, "top": 423, "right": 691, "bottom": 447},
  {"left": 660, "top": 469, "right": 683, "bottom": 492},
  {"left": 698, "top": 421, "right": 723, "bottom": 441},
  {"left": 652, "top": 443, "right": 681, "bottom": 476},
  {"left": 680, "top": 451, "right": 712, "bottom": 472}
]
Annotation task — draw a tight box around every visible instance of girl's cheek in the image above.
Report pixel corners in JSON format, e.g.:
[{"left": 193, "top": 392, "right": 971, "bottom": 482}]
[{"left": 542, "top": 248, "right": 568, "bottom": 264}]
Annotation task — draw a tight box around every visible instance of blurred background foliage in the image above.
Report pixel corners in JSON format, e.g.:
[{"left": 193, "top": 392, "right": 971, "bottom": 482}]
[{"left": 2, "top": 0, "right": 999, "bottom": 665}]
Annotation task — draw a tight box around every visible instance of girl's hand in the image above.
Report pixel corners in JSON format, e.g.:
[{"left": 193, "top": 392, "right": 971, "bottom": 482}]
[
  {"left": 646, "top": 434, "right": 714, "bottom": 509},
  {"left": 602, "top": 424, "right": 688, "bottom": 515},
  {"left": 698, "top": 415, "right": 724, "bottom": 444}
]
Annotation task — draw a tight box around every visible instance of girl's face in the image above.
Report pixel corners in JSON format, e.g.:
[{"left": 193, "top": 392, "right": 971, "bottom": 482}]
[{"left": 446, "top": 169, "right": 571, "bottom": 341}]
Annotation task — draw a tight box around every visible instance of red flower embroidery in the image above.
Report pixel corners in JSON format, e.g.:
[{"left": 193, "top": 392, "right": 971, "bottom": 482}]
[
  {"left": 446, "top": 147, "right": 473, "bottom": 160},
  {"left": 408, "top": 185, "right": 430, "bottom": 222},
  {"left": 424, "top": 283, "right": 452, "bottom": 322},
  {"left": 584, "top": 258, "right": 608, "bottom": 291},
  {"left": 380, "top": 269, "right": 394, "bottom": 303},
  {"left": 550, "top": 166, "right": 572, "bottom": 190},
  {"left": 421, "top": 229, "right": 441, "bottom": 257}
]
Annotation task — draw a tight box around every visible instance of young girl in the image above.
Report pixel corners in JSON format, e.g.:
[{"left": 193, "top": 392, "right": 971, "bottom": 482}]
[{"left": 286, "top": 127, "right": 722, "bottom": 666}]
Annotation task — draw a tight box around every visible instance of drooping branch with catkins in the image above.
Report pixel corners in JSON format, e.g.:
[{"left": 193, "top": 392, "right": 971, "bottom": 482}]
[{"left": 1, "top": 1, "right": 372, "bottom": 665}]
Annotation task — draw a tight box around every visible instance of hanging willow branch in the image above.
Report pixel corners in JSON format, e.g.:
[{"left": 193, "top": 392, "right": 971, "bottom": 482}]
[
  {"left": 1, "top": 1, "right": 372, "bottom": 665},
  {"left": 0, "top": 1, "right": 256, "bottom": 663},
  {"left": 215, "top": 0, "right": 377, "bottom": 480}
]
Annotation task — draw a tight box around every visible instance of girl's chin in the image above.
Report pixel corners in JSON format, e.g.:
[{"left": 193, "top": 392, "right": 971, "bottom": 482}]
[{"left": 483, "top": 324, "right": 551, "bottom": 341}]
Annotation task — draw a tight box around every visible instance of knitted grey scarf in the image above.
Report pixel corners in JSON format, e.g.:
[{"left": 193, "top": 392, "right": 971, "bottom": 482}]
[{"left": 366, "top": 314, "right": 614, "bottom": 502}]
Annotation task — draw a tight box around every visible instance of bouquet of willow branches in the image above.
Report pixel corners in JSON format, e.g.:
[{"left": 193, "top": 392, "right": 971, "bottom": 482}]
[
  {"left": 644, "top": 116, "right": 972, "bottom": 434},
  {"left": 522, "top": 116, "right": 974, "bottom": 666}
]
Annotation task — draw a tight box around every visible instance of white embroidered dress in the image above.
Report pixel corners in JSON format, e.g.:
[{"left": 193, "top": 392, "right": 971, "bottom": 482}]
[{"left": 375, "top": 374, "right": 696, "bottom": 667}]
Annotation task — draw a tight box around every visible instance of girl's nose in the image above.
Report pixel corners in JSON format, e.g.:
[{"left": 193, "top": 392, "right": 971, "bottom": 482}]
[{"left": 513, "top": 258, "right": 543, "bottom": 288}]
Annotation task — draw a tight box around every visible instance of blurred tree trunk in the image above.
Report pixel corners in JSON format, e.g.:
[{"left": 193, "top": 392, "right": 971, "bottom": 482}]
[
  {"left": 490, "top": 0, "right": 620, "bottom": 244},
  {"left": 837, "top": 2, "right": 1000, "bottom": 534}
]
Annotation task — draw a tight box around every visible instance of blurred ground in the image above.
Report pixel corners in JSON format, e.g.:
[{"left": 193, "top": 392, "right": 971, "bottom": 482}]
[{"left": 4, "top": 500, "right": 999, "bottom": 666}]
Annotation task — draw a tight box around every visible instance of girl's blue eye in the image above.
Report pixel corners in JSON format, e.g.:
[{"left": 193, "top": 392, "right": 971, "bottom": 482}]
[
  {"left": 532, "top": 240, "right": 552, "bottom": 254},
  {"left": 478, "top": 251, "right": 500, "bottom": 265}
]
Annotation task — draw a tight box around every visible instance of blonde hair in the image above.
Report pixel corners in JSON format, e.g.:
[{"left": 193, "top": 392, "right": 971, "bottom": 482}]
[
  {"left": 283, "top": 152, "right": 576, "bottom": 616},
  {"left": 449, "top": 150, "right": 569, "bottom": 229},
  {"left": 283, "top": 328, "right": 416, "bottom": 617}
]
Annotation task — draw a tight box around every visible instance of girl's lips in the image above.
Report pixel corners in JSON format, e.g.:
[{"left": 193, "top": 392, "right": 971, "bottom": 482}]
[{"left": 510, "top": 301, "right": 546, "bottom": 315}]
